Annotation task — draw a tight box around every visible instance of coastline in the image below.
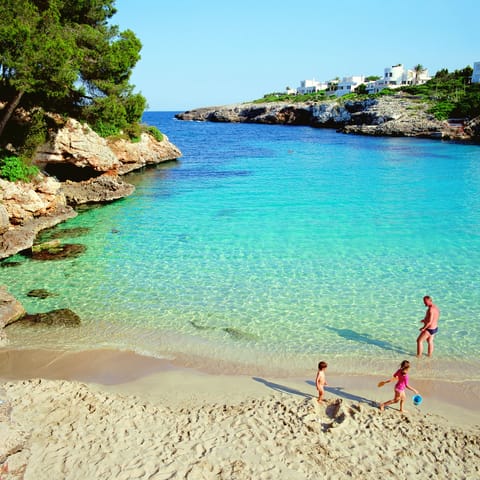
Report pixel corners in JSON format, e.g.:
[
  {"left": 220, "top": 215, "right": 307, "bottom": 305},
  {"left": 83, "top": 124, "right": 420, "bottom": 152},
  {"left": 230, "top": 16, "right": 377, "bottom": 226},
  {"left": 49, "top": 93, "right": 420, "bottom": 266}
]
[
  {"left": 175, "top": 96, "right": 480, "bottom": 144},
  {"left": 1, "top": 347, "right": 479, "bottom": 426},
  {"left": 1, "top": 348, "right": 479, "bottom": 479}
]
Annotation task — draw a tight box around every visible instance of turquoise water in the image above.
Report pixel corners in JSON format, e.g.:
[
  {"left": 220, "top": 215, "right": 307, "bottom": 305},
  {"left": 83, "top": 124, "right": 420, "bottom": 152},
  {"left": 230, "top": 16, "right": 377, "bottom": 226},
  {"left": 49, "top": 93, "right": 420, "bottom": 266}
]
[{"left": 2, "top": 112, "right": 480, "bottom": 379}]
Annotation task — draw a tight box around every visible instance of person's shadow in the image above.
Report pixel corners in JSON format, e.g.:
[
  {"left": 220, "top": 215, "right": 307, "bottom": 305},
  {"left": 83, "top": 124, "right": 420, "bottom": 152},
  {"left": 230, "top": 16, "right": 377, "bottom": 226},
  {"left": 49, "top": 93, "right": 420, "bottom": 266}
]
[
  {"left": 252, "top": 377, "right": 313, "bottom": 398},
  {"left": 324, "top": 326, "right": 409, "bottom": 355},
  {"left": 253, "top": 377, "right": 377, "bottom": 407},
  {"left": 305, "top": 380, "right": 376, "bottom": 407}
]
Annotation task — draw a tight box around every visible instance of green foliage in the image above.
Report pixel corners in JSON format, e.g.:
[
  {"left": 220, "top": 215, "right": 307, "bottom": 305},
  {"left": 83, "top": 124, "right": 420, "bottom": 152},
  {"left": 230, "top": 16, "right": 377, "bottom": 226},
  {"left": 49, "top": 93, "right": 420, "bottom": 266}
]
[
  {"left": 338, "top": 93, "right": 360, "bottom": 101},
  {"left": 146, "top": 126, "right": 164, "bottom": 142},
  {"left": 401, "top": 65, "right": 479, "bottom": 119},
  {"left": 354, "top": 84, "right": 368, "bottom": 95},
  {"left": 253, "top": 91, "right": 329, "bottom": 104},
  {"left": 19, "top": 109, "right": 48, "bottom": 158},
  {"left": 92, "top": 121, "right": 121, "bottom": 138},
  {"left": 0, "top": 155, "right": 39, "bottom": 182},
  {"left": 0, "top": 0, "right": 146, "bottom": 153},
  {"left": 428, "top": 101, "right": 456, "bottom": 120},
  {"left": 253, "top": 93, "right": 294, "bottom": 103},
  {"left": 378, "top": 88, "right": 397, "bottom": 96},
  {"left": 449, "top": 83, "right": 480, "bottom": 118},
  {"left": 123, "top": 122, "right": 142, "bottom": 141}
]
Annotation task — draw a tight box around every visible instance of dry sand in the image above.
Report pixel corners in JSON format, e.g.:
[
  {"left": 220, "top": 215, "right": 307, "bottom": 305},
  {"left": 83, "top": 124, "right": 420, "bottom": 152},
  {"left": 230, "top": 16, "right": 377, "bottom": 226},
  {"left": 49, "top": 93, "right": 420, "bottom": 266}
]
[{"left": 1, "top": 349, "right": 479, "bottom": 480}]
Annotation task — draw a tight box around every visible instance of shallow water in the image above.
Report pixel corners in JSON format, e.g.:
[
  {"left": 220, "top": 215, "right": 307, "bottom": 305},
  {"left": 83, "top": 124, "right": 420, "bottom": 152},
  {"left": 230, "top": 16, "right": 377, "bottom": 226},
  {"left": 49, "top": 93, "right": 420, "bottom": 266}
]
[{"left": 2, "top": 113, "right": 480, "bottom": 380}]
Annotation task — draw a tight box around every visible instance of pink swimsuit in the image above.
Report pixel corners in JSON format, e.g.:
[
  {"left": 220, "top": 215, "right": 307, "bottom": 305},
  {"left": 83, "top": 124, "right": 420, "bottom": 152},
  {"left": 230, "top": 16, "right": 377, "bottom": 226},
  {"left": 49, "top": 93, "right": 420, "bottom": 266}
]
[{"left": 393, "top": 369, "right": 408, "bottom": 392}]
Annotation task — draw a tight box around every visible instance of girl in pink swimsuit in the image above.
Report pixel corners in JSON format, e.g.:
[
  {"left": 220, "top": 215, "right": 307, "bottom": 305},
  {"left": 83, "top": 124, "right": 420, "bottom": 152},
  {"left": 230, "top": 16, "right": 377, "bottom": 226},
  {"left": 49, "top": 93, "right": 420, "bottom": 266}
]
[{"left": 378, "top": 360, "right": 419, "bottom": 413}]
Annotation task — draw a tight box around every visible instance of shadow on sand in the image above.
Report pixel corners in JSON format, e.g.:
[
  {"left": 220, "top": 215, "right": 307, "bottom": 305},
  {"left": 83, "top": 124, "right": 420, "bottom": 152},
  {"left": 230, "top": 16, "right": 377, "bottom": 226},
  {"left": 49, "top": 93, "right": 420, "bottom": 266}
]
[
  {"left": 253, "top": 377, "right": 377, "bottom": 407},
  {"left": 252, "top": 377, "right": 313, "bottom": 398},
  {"left": 305, "top": 380, "right": 376, "bottom": 407},
  {"left": 325, "top": 326, "right": 410, "bottom": 355}
]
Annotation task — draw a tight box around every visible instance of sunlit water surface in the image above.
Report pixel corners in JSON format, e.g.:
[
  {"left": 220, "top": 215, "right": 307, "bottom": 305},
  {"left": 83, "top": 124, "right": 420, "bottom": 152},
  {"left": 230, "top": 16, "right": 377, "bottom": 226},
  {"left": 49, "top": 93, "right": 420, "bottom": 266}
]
[{"left": 2, "top": 112, "right": 480, "bottom": 380}]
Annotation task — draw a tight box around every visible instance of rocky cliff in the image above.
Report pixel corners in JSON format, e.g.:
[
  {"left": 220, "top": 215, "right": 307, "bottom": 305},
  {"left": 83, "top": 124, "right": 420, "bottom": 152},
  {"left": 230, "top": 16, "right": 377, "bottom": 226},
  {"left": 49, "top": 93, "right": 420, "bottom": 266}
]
[
  {"left": 0, "top": 119, "right": 182, "bottom": 259},
  {"left": 176, "top": 94, "right": 480, "bottom": 143}
]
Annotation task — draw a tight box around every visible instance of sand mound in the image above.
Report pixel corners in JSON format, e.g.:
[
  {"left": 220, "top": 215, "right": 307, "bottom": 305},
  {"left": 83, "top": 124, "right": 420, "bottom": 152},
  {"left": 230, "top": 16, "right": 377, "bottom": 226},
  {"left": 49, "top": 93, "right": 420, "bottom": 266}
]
[{"left": 1, "top": 379, "right": 479, "bottom": 479}]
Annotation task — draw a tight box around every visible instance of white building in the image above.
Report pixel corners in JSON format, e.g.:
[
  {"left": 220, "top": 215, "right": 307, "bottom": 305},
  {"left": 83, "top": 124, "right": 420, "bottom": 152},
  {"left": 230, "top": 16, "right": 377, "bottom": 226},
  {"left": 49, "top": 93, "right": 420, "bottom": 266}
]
[
  {"left": 296, "top": 79, "right": 328, "bottom": 94},
  {"left": 289, "top": 63, "right": 432, "bottom": 98},
  {"left": 334, "top": 75, "right": 365, "bottom": 97},
  {"left": 367, "top": 64, "right": 430, "bottom": 94},
  {"left": 472, "top": 62, "right": 480, "bottom": 83}
]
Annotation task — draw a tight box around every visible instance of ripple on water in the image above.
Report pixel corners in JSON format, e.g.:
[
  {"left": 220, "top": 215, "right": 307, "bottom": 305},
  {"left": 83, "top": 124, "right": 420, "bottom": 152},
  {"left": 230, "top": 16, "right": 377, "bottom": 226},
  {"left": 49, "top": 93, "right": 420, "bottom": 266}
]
[{"left": 1, "top": 114, "right": 480, "bottom": 382}]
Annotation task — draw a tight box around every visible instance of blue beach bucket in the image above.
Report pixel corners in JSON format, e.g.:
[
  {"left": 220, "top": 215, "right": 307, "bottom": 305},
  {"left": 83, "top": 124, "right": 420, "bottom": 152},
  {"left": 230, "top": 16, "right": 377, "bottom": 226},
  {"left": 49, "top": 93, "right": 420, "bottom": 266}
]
[{"left": 413, "top": 394, "right": 423, "bottom": 406}]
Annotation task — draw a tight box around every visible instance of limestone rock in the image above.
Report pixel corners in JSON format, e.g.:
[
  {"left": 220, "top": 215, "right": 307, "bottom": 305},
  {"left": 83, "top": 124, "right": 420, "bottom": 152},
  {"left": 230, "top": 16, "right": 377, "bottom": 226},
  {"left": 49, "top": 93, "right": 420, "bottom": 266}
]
[
  {"left": 36, "top": 120, "right": 182, "bottom": 179},
  {"left": 62, "top": 174, "right": 135, "bottom": 205},
  {"left": 0, "top": 205, "right": 77, "bottom": 260},
  {"left": 311, "top": 103, "right": 352, "bottom": 126},
  {"left": 340, "top": 95, "right": 444, "bottom": 138},
  {"left": 0, "top": 176, "right": 67, "bottom": 225},
  {"left": 35, "top": 175, "right": 61, "bottom": 195},
  {"left": 464, "top": 115, "right": 480, "bottom": 141},
  {"left": 35, "top": 118, "right": 121, "bottom": 173},
  {"left": 0, "top": 205, "right": 9, "bottom": 234},
  {"left": 109, "top": 133, "right": 182, "bottom": 174},
  {"left": 0, "top": 285, "right": 26, "bottom": 329}
]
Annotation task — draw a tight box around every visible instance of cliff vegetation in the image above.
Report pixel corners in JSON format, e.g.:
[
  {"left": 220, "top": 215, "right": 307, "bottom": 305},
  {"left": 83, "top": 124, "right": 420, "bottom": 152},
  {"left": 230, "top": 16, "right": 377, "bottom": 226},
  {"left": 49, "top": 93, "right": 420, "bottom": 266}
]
[{"left": 0, "top": 0, "right": 161, "bottom": 182}]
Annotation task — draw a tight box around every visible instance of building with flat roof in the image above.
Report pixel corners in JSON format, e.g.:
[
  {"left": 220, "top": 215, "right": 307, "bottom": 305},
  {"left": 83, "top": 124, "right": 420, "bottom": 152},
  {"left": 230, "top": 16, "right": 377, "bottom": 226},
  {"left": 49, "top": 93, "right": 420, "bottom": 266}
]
[
  {"left": 296, "top": 79, "right": 328, "bottom": 94},
  {"left": 334, "top": 76, "right": 365, "bottom": 97},
  {"left": 366, "top": 64, "right": 430, "bottom": 94}
]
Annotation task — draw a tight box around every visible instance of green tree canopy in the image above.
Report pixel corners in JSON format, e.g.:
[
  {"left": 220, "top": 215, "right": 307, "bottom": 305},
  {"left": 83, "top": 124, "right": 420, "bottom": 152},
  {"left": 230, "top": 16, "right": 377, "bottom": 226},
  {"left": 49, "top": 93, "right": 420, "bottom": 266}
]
[{"left": 0, "top": 0, "right": 145, "bottom": 145}]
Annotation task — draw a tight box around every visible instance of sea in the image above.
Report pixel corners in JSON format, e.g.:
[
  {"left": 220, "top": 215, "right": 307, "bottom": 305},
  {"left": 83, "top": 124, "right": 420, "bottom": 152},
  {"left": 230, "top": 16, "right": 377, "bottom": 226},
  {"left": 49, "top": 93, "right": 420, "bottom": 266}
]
[{"left": 2, "top": 111, "right": 480, "bottom": 380}]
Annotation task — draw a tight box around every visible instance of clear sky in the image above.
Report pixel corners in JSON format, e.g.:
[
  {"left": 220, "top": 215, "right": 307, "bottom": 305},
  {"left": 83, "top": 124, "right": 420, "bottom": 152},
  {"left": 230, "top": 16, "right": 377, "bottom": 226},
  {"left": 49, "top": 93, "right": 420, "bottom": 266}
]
[{"left": 113, "top": 0, "right": 480, "bottom": 111}]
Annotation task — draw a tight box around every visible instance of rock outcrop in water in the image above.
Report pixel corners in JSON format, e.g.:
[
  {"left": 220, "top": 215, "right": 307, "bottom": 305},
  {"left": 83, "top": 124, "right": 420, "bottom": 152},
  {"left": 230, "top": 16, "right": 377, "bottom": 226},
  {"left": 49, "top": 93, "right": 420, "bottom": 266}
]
[
  {"left": 0, "top": 284, "right": 81, "bottom": 343},
  {"left": 0, "top": 285, "right": 26, "bottom": 344},
  {"left": 176, "top": 93, "right": 480, "bottom": 143},
  {"left": 0, "top": 119, "right": 182, "bottom": 259}
]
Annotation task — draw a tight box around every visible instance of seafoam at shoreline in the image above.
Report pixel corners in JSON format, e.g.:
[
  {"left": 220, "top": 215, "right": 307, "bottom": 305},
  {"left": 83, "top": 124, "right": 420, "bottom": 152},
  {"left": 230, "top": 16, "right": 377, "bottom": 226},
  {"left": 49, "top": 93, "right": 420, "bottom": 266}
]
[{"left": 3, "top": 315, "right": 480, "bottom": 385}]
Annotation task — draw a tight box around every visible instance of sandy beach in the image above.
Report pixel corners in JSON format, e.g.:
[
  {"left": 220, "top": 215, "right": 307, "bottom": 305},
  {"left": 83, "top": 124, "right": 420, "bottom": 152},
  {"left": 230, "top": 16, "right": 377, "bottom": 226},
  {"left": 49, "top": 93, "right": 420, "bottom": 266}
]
[{"left": 0, "top": 349, "right": 479, "bottom": 479}]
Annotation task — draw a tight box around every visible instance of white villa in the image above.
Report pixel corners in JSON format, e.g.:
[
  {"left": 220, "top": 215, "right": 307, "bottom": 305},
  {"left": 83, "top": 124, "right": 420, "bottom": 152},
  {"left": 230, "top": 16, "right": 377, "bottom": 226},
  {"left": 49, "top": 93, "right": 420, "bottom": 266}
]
[
  {"left": 334, "top": 76, "right": 365, "bottom": 97},
  {"left": 291, "top": 63, "right": 431, "bottom": 97},
  {"left": 472, "top": 62, "right": 480, "bottom": 83},
  {"left": 366, "top": 64, "right": 430, "bottom": 94},
  {"left": 296, "top": 79, "right": 328, "bottom": 94}
]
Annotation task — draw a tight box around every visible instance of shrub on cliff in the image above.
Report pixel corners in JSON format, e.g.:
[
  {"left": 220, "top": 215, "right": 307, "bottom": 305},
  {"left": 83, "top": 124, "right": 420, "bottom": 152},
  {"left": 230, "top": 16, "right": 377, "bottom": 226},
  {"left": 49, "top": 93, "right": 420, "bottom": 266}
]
[
  {"left": 146, "top": 126, "right": 164, "bottom": 142},
  {"left": 0, "top": 155, "right": 38, "bottom": 182}
]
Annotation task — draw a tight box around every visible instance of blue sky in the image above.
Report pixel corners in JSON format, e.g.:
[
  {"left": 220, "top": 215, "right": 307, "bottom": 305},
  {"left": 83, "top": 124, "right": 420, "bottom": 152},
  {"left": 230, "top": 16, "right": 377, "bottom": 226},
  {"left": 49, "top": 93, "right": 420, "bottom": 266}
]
[{"left": 113, "top": 0, "right": 480, "bottom": 111}]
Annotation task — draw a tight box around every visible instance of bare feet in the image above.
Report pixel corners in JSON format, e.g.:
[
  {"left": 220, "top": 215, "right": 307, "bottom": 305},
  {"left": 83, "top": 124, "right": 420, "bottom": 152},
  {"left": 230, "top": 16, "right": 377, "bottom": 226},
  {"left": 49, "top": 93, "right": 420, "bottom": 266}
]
[{"left": 379, "top": 403, "right": 384, "bottom": 411}]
